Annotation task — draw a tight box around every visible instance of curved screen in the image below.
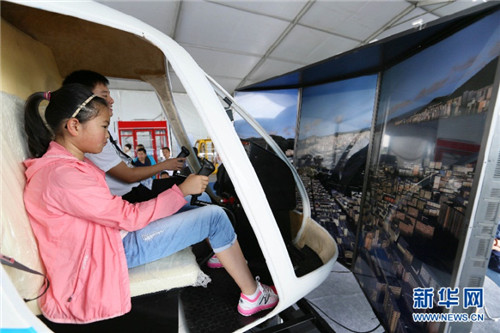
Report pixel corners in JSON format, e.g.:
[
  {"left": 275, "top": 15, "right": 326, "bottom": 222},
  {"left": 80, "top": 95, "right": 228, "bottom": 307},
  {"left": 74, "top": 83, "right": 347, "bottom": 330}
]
[{"left": 354, "top": 10, "right": 500, "bottom": 333}]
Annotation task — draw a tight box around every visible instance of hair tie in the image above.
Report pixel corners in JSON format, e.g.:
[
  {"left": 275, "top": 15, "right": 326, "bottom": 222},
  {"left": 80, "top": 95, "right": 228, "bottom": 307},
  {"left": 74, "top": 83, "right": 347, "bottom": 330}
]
[{"left": 43, "top": 91, "right": 51, "bottom": 101}]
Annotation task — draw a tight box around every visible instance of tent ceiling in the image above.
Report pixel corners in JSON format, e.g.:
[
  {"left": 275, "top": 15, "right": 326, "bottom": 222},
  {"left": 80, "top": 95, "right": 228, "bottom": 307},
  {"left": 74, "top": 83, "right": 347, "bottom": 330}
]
[
  {"left": 1, "top": 1, "right": 489, "bottom": 94},
  {"left": 95, "top": 0, "right": 488, "bottom": 94}
]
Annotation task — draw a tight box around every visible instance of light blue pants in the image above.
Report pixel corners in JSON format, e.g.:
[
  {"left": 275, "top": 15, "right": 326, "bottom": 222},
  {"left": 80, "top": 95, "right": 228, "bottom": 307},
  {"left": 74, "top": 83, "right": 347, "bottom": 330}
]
[{"left": 122, "top": 204, "right": 236, "bottom": 268}]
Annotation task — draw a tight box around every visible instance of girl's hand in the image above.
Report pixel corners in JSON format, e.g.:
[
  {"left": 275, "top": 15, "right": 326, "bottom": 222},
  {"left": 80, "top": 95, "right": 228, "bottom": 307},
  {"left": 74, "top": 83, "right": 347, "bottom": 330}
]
[{"left": 178, "top": 174, "right": 209, "bottom": 196}]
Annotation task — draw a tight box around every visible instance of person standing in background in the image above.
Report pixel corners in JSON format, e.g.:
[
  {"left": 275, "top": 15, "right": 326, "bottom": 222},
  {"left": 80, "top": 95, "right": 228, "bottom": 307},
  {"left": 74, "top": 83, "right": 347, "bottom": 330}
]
[
  {"left": 123, "top": 143, "right": 134, "bottom": 158},
  {"left": 159, "top": 147, "right": 174, "bottom": 177},
  {"left": 159, "top": 147, "right": 171, "bottom": 162}
]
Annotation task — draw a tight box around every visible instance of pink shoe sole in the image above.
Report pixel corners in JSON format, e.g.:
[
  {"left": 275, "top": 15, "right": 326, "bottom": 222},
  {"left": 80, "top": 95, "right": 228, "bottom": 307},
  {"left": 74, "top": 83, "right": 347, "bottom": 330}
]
[
  {"left": 206, "top": 261, "right": 223, "bottom": 269},
  {"left": 237, "top": 300, "right": 278, "bottom": 316}
]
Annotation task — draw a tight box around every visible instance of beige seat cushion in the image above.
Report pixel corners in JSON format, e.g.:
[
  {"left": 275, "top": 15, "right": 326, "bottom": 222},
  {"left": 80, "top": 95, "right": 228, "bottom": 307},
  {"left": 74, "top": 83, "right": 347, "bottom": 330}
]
[{"left": 129, "top": 247, "right": 210, "bottom": 297}]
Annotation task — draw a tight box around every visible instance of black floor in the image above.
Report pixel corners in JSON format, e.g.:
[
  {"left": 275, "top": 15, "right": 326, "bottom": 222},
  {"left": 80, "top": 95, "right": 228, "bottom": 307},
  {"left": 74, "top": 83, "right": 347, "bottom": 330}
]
[
  {"left": 181, "top": 241, "right": 336, "bottom": 333},
  {"left": 180, "top": 240, "right": 276, "bottom": 333},
  {"left": 38, "top": 238, "right": 333, "bottom": 333},
  {"left": 180, "top": 263, "right": 274, "bottom": 333},
  {"left": 39, "top": 289, "right": 180, "bottom": 333},
  {"left": 38, "top": 241, "right": 275, "bottom": 333}
]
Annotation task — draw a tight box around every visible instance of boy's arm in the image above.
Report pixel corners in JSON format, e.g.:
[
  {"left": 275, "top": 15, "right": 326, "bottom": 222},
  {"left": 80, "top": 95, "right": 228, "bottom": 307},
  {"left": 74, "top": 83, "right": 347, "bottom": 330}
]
[{"left": 107, "top": 158, "right": 185, "bottom": 183}]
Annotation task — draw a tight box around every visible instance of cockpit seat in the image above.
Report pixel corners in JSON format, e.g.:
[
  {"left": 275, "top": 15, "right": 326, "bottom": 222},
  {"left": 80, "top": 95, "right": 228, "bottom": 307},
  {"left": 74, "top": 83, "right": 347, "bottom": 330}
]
[{"left": 1, "top": 91, "right": 207, "bottom": 316}]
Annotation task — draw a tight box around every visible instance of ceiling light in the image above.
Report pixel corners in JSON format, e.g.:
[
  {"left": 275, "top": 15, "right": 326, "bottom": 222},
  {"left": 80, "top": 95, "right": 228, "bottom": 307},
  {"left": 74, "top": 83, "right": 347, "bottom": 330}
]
[{"left": 412, "top": 19, "right": 424, "bottom": 27}]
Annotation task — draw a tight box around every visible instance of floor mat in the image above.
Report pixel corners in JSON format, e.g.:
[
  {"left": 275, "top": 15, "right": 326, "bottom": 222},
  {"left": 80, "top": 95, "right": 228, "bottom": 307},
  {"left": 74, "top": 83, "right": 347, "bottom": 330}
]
[{"left": 39, "top": 290, "right": 179, "bottom": 333}]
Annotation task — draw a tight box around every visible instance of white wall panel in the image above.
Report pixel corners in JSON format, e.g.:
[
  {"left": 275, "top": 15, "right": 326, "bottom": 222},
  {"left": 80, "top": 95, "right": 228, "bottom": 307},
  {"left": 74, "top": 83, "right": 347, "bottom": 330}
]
[{"left": 111, "top": 90, "right": 164, "bottom": 121}]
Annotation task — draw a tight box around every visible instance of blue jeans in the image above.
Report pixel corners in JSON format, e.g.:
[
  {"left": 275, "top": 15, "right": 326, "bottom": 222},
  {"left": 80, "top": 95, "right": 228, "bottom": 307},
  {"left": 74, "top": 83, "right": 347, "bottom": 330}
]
[{"left": 123, "top": 204, "right": 236, "bottom": 268}]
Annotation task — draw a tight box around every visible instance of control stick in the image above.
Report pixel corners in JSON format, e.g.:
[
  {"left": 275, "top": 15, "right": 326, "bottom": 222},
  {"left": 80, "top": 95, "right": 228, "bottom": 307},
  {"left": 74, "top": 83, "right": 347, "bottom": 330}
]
[
  {"left": 190, "top": 158, "right": 215, "bottom": 206},
  {"left": 173, "top": 146, "right": 190, "bottom": 176},
  {"left": 176, "top": 146, "right": 190, "bottom": 158}
]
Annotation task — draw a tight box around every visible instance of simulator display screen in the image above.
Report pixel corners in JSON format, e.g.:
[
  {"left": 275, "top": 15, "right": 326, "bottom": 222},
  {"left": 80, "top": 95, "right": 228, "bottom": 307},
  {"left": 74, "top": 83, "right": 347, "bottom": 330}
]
[
  {"left": 353, "top": 10, "right": 500, "bottom": 333},
  {"left": 295, "top": 75, "right": 378, "bottom": 265},
  {"left": 233, "top": 89, "right": 298, "bottom": 156},
  {"left": 232, "top": 88, "right": 326, "bottom": 277}
]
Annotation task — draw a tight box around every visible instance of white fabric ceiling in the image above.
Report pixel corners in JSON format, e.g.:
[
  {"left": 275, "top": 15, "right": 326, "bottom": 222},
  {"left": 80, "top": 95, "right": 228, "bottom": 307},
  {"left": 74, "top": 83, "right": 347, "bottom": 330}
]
[{"left": 97, "top": 0, "right": 487, "bottom": 94}]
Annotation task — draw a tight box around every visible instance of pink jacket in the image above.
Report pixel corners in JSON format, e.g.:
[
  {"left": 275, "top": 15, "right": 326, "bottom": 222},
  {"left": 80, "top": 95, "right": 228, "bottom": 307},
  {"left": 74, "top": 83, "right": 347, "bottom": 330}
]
[{"left": 23, "top": 142, "right": 187, "bottom": 323}]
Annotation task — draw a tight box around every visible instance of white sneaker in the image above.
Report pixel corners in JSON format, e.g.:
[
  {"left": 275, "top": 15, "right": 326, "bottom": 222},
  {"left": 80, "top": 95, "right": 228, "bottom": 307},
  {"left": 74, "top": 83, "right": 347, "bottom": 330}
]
[{"left": 237, "top": 277, "right": 278, "bottom": 316}]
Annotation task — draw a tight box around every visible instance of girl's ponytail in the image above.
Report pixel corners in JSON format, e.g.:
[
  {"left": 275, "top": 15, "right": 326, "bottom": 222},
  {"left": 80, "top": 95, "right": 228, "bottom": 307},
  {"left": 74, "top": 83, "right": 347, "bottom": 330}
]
[
  {"left": 24, "top": 92, "right": 53, "bottom": 158},
  {"left": 23, "top": 84, "right": 107, "bottom": 158}
]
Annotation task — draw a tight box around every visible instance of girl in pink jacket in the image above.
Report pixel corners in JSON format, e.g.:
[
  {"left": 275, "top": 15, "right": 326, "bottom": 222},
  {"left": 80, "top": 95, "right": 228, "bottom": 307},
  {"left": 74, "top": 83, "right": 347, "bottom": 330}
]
[{"left": 23, "top": 84, "right": 278, "bottom": 324}]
